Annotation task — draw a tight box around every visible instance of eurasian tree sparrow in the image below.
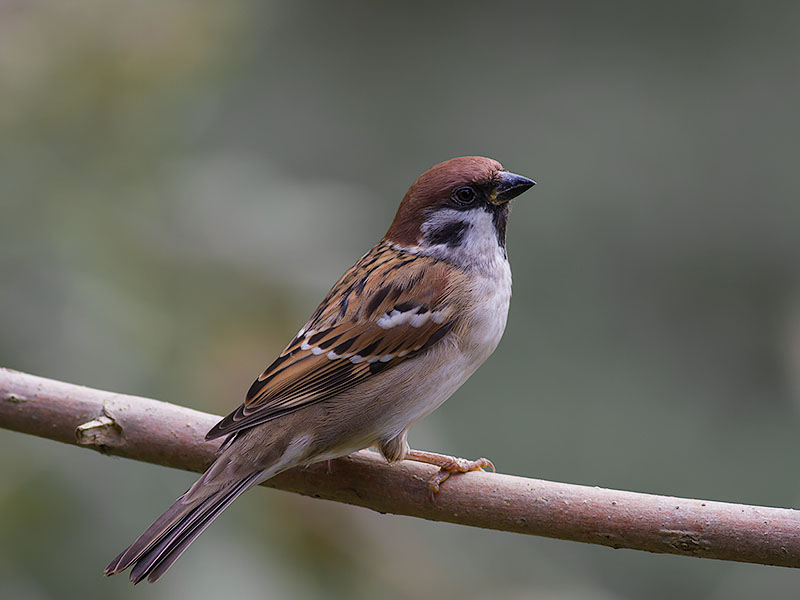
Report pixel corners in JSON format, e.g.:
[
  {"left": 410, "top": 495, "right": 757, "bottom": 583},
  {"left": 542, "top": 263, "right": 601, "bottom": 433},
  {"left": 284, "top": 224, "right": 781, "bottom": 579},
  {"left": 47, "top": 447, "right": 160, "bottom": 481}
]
[{"left": 105, "top": 156, "right": 535, "bottom": 583}]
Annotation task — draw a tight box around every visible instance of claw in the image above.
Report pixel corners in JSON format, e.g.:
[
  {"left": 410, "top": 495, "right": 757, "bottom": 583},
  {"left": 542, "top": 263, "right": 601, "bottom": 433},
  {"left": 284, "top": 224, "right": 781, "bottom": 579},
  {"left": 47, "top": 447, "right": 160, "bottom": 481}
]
[
  {"left": 427, "top": 471, "right": 448, "bottom": 500},
  {"left": 403, "top": 449, "right": 495, "bottom": 498}
]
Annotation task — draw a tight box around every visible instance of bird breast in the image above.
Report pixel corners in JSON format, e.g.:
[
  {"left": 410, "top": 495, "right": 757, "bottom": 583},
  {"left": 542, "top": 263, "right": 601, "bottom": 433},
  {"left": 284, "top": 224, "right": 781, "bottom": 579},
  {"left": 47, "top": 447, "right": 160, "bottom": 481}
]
[
  {"left": 459, "top": 257, "right": 512, "bottom": 365},
  {"left": 375, "top": 259, "right": 512, "bottom": 436}
]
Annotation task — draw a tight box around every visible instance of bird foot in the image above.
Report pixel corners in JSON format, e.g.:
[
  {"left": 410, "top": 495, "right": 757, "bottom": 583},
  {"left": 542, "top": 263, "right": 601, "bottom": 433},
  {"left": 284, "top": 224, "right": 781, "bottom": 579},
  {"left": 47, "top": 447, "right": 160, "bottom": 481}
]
[{"left": 404, "top": 449, "right": 495, "bottom": 497}]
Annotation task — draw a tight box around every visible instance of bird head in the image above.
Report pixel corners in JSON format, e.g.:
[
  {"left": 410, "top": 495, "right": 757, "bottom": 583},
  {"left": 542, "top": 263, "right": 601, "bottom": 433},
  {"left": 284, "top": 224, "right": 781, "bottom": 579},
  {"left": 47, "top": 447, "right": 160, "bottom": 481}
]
[{"left": 384, "top": 156, "right": 535, "bottom": 263}]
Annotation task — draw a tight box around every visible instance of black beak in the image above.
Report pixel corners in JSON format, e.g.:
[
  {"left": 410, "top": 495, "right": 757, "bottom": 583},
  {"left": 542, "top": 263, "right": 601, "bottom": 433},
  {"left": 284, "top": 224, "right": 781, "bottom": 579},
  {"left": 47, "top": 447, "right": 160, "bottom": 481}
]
[{"left": 492, "top": 171, "right": 536, "bottom": 204}]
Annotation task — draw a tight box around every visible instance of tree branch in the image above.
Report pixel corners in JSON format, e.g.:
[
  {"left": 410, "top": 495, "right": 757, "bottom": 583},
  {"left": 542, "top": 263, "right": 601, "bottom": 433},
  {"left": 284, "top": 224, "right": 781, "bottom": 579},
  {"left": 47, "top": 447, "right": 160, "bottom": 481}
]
[{"left": 1, "top": 367, "right": 799, "bottom": 568}]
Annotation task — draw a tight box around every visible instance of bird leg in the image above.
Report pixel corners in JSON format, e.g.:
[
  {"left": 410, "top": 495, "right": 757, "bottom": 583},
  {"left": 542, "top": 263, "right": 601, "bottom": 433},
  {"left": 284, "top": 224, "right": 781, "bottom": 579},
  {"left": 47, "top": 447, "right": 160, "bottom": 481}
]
[{"left": 403, "top": 449, "right": 495, "bottom": 496}]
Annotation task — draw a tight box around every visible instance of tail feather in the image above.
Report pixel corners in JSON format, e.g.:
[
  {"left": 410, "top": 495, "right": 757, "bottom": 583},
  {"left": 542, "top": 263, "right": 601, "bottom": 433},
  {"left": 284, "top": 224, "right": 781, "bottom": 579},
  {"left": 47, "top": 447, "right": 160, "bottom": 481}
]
[
  {"left": 126, "top": 491, "right": 223, "bottom": 583},
  {"left": 105, "top": 472, "right": 262, "bottom": 583},
  {"left": 105, "top": 491, "right": 204, "bottom": 575},
  {"left": 131, "top": 473, "right": 261, "bottom": 583}
]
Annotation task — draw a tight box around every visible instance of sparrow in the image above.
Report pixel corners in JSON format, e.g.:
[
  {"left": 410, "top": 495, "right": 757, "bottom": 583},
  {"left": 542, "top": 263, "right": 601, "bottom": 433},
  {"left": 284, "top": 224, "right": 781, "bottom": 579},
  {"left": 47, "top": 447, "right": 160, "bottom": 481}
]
[{"left": 105, "top": 156, "right": 535, "bottom": 583}]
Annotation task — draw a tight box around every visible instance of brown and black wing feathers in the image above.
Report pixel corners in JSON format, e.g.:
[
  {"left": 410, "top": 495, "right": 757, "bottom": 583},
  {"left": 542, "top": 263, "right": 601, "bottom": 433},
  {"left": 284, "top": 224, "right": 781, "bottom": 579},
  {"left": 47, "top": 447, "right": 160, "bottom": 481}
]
[{"left": 206, "top": 243, "right": 458, "bottom": 440}]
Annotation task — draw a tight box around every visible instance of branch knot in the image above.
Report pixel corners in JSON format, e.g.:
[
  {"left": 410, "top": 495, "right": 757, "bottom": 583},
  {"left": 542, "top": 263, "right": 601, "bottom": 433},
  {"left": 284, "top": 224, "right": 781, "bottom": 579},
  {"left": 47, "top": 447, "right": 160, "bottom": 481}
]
[{"left": 76, "top": 413, "right": 123, "bottom": 449}]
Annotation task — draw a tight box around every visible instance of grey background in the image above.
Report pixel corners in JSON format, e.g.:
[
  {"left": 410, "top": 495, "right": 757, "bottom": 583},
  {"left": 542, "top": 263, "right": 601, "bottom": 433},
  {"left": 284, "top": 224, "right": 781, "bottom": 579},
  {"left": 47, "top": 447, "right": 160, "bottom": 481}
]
[{"left": 1, "top": 2, "right": 799, "bottom": 598}]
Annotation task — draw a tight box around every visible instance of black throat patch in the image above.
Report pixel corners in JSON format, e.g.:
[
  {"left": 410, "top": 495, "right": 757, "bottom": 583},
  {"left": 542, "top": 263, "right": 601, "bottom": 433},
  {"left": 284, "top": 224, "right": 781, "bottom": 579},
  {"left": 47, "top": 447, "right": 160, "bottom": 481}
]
[{"left": 490, "top": 203, "right": 509, "bottom": 250}]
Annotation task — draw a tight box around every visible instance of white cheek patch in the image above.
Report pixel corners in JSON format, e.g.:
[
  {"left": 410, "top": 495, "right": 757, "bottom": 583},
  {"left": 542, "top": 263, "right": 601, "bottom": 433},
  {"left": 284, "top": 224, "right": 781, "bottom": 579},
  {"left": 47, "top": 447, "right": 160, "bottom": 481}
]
[{"left": 417, "top": 207, "right": 507, "bottom": 273}]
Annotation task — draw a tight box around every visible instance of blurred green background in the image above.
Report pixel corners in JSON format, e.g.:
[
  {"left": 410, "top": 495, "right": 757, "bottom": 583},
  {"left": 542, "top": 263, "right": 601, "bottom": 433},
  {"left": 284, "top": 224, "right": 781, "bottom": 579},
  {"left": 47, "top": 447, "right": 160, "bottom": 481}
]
[{"left": 2, "top": 1, "right": 800, "bottom": 598}]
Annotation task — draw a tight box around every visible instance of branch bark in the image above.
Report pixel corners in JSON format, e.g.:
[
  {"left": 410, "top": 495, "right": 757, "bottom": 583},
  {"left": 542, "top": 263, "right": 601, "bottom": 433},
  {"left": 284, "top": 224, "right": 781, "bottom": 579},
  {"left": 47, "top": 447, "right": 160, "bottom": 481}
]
[{"left": 2, "top": 367, "right": 799, "bottom": 568}]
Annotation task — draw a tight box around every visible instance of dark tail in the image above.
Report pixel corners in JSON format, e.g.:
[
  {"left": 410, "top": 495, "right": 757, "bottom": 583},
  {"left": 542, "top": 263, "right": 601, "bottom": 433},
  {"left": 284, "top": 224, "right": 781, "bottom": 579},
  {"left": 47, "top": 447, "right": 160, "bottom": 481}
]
[{"left": 104, "top": 471, "right": 262, "bottom": 584}]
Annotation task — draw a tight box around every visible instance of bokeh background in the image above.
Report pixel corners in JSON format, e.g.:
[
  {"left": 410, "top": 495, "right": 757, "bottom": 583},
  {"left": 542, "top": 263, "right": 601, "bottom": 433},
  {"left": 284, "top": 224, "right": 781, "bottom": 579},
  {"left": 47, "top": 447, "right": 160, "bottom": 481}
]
[{"left": 2, "top": 1, "right": 800, "bottom": 598}]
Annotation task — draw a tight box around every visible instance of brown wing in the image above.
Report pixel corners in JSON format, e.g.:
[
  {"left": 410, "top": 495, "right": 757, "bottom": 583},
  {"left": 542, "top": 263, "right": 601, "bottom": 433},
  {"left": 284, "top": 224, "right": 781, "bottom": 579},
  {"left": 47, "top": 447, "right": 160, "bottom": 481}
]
[{"left": 206, "top": 242, "right": 459, "bottom": 440}]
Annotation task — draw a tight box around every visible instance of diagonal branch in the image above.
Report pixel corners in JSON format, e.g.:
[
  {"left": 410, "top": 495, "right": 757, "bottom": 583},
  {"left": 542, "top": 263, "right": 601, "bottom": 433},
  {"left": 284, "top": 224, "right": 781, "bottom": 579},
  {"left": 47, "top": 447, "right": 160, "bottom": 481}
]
[{"left": 1, "top": 367, "right": 799, "bottom": 568}]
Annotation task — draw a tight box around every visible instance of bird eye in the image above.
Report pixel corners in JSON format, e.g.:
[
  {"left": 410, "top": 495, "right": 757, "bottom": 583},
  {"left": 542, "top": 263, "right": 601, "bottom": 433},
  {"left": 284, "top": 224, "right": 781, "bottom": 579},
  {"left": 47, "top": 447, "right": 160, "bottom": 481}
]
[{"left": 452, "top": 186, "right": 477, "bottom": 205}]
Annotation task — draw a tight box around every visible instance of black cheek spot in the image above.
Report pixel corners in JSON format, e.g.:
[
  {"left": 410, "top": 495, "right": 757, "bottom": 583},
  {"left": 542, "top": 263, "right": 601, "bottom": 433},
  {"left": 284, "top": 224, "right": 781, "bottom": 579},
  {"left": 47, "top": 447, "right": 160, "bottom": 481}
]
[{"left": 427, "top": 221, "right": 469, "bottom": 247}]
